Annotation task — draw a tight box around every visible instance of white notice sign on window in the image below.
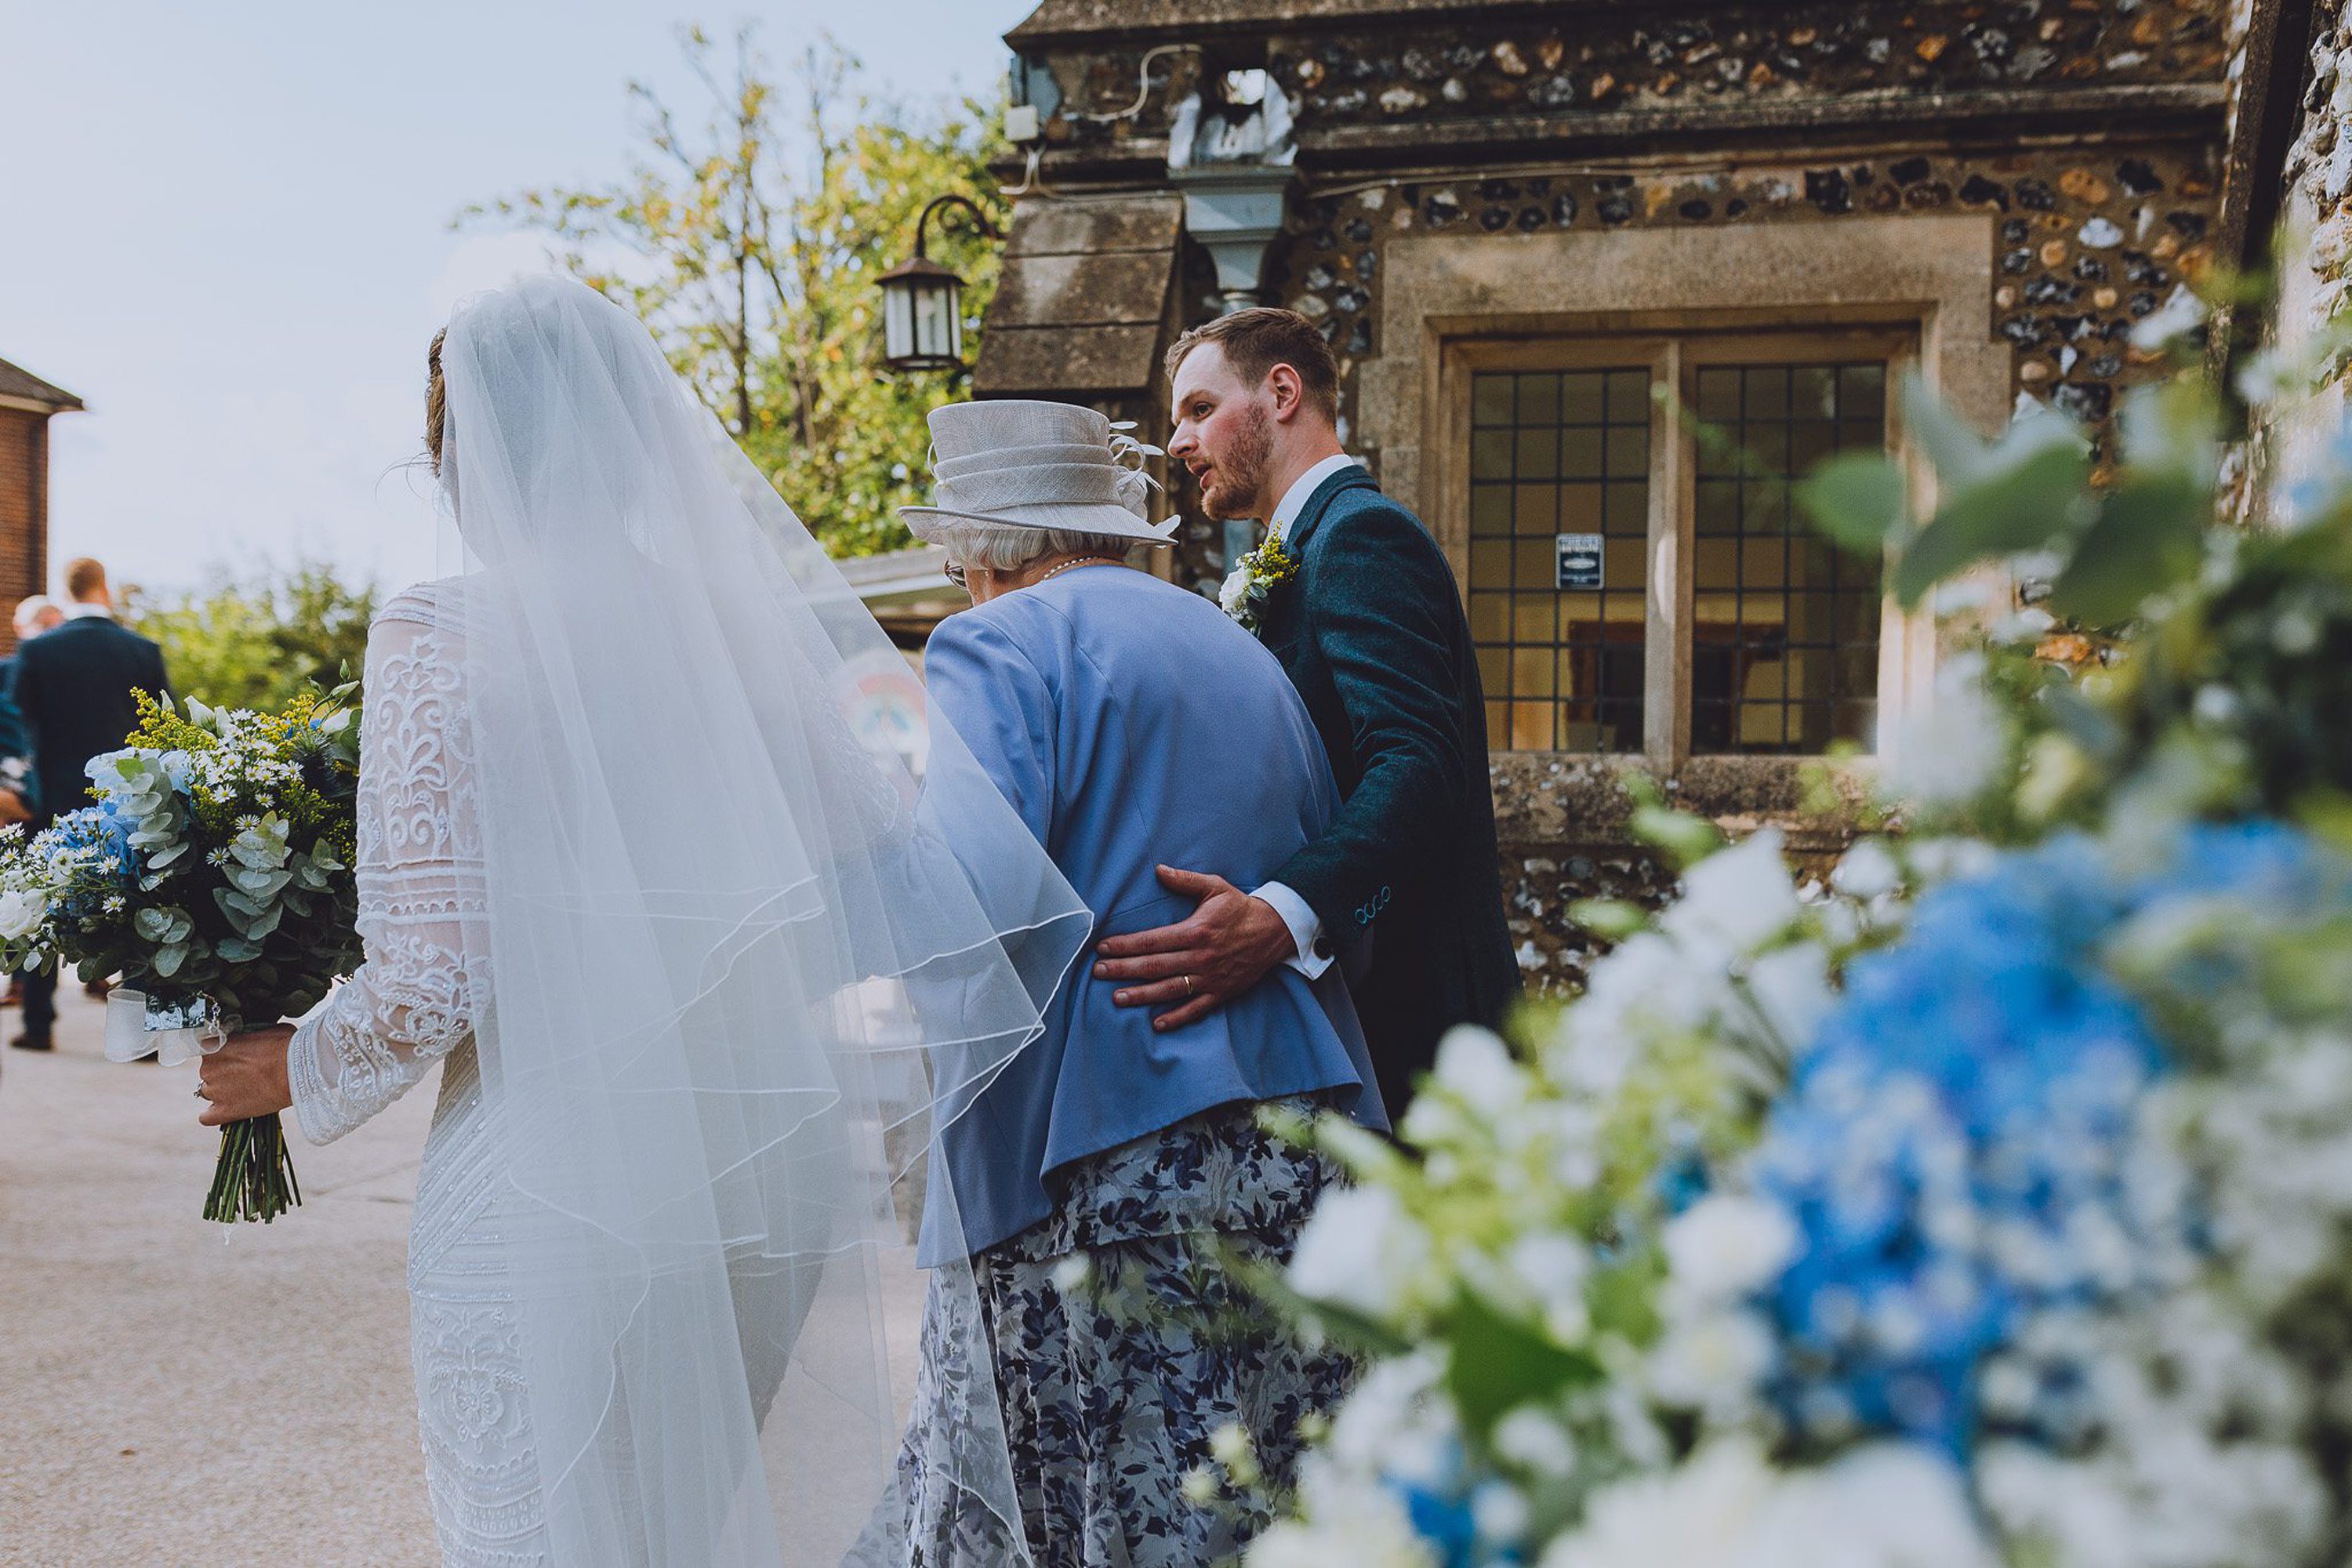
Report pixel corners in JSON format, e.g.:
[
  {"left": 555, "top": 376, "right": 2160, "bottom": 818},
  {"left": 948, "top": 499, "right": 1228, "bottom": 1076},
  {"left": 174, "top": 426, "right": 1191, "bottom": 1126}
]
[{"left": 1555, "top": 532, "right": 1604, "bottom": 590}]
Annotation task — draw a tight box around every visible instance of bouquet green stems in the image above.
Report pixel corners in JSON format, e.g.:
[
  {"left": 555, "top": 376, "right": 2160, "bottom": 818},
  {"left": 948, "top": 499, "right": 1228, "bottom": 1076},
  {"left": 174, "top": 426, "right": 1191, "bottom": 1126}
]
[{"left": 205, "top": 1107, "right": 302, "bottom": 1225}]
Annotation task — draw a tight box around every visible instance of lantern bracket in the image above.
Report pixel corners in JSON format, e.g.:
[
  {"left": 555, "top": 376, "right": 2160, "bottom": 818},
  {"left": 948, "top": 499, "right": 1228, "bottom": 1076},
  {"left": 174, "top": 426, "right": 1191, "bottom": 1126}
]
[{"left": 912, "top": 193, "right": 1002, "bottom": 259}]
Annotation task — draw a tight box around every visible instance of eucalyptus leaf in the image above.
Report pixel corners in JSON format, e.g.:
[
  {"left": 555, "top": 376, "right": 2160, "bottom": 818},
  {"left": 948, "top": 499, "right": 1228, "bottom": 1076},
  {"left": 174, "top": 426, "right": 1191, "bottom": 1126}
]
[
  {"left": 1893, "top": 443, "right": 2095, "bottom": 607},
  {"left": 2047, "top": 473, "right": 2209, "bottom": 627},
  {"left": 153, "top": 943, "right": 188, "bottom": 979},
  {"left": 1796, "top": 451, "right": 1908, "bottom": 555}
]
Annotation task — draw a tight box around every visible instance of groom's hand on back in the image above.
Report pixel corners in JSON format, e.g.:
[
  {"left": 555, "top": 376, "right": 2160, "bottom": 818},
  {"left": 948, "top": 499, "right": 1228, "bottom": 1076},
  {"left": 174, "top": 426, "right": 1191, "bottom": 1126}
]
[{"left": 1093, "top": 866, "right": 1298, "bottom": 1031}]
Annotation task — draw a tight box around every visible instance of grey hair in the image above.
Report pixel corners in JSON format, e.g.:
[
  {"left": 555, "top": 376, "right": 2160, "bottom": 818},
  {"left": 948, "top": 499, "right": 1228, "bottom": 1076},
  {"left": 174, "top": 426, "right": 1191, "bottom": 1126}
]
[
  {"left": 11, "top": 594, "right": 59, "bottom": 637},
  {"left": 931, "top": 524, "right": 1134, "bottom": 573}
]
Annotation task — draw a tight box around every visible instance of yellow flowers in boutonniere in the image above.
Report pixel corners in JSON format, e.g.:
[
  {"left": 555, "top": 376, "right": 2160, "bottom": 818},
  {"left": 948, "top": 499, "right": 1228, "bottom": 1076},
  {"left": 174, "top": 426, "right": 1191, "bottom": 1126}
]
[{"left": 1219, "top": 526, "right": 1300, "bottom": 637}]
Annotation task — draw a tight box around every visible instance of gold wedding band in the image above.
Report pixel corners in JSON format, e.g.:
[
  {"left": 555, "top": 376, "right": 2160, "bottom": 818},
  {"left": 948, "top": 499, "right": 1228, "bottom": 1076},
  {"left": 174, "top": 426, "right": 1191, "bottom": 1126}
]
[{"left": 1183, "top": 975, "right": 1196, "bottom": 997}]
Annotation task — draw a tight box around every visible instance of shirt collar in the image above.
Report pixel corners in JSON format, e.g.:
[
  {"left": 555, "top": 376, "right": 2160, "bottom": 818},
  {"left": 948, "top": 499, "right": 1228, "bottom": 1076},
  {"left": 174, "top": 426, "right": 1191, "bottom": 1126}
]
[
  {"left": 63, "top": 601, "right": 112, "bottom": 620},
  {"left": 1270, "top": 453, "right": 1363, "bottom": 533}
]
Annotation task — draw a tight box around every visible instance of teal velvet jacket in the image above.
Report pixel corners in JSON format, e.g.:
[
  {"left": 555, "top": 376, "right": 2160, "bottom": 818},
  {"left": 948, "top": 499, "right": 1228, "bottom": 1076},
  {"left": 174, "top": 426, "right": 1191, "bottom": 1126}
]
[{"left": 1255, "top": 466, "right": 1522, "bottom": 1111}]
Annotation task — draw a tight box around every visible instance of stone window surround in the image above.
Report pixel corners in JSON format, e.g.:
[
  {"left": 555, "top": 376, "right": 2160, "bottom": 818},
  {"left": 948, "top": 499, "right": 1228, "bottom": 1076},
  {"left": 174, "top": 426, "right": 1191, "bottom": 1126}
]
[{"left": 1354, "top": 209, "right": 2014, "bottom": 791}]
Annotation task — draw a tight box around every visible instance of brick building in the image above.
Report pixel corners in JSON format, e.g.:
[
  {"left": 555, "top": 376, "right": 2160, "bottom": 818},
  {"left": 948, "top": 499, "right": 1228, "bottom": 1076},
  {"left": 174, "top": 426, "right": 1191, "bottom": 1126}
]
[
  {"left": 927, "top": 0, "right": 2316, "bottom": 990},
  {"left": 0, "top": 357, "right": 81, "bottom": 655}
]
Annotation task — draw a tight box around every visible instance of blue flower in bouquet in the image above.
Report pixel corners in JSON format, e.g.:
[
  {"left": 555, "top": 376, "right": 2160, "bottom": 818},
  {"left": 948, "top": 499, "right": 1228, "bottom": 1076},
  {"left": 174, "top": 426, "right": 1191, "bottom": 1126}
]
[
  {"left": 1751, "top": 834, "right": 2176, "bottom": 1461},
  {"left": 45, "top": 803, "right": 137, "bottom": 898}
]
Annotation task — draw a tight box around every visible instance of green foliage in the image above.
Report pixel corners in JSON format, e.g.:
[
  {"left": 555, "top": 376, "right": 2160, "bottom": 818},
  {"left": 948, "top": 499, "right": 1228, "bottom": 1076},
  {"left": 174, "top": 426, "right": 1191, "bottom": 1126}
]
[
  {"left": 1795, "top": 288, "right": 2352, "bottom": 838},
  {"left": 460, "top": 24, "right": 1007, "bottom": 557},
  {"left": 122, "top": 561, "right": 376, "bottom": 713}
]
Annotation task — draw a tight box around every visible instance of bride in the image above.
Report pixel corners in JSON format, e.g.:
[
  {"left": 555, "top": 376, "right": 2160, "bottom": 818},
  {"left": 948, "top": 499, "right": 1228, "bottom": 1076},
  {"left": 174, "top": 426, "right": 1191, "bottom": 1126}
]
[{"left": 192, "top": 275, "right": 1090, "bottom": 1566}]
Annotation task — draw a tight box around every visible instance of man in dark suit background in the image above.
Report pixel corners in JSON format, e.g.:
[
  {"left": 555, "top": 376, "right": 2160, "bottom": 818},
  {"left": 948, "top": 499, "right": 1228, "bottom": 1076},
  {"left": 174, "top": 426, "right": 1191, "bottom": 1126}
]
[
  {"left": 6, "top": 558, "right": 169, "bottom": 1051},
  {"left": 1091, "top": 309, "right": 1520, "bottom": 1115}
]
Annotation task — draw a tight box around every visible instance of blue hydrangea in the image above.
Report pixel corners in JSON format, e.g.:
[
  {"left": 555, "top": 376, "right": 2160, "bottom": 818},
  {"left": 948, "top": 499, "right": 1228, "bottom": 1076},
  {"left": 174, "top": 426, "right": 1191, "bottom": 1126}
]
[{"left": 1747, "top": 825, "right": 2332, "bottom": 1461}]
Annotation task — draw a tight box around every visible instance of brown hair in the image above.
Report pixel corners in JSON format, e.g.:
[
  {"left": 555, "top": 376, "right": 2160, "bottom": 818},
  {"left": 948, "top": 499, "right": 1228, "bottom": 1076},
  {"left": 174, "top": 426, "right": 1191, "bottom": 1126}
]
[
  {"left": 425, "top": 327, "right": 448, "bottom": 475},
  {"left": 63, "top": 557, "right": 107, "bottom": 601},
  {"left": 1164, "top": 308, "right": 1340, "bottom": 423}
]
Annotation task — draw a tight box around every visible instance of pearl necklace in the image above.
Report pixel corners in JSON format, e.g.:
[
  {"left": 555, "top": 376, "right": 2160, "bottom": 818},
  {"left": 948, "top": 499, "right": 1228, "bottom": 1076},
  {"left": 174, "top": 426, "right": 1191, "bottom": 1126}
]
[{"left": 1032, "top": 555, "right": 1124, "bottom": 586}]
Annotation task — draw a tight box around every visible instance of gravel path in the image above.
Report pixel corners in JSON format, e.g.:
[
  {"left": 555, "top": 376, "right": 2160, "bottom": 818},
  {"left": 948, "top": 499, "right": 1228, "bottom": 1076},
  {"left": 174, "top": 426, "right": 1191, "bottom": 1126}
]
[{"left": 0, "top": 989, "right": 927, "bottom": 1567}]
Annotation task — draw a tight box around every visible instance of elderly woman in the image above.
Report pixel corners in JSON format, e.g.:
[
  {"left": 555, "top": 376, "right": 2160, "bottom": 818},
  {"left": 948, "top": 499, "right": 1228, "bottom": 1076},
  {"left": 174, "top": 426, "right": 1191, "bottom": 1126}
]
[{"left": 885, "top": 400, "right": 1388, "bottom": 1567}]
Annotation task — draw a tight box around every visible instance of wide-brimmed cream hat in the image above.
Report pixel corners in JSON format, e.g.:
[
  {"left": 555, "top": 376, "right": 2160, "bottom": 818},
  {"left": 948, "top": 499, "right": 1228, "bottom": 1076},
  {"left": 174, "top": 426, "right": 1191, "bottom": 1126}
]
[{"left": 898, "top": 400, "right": 1178, "bottom": 546}]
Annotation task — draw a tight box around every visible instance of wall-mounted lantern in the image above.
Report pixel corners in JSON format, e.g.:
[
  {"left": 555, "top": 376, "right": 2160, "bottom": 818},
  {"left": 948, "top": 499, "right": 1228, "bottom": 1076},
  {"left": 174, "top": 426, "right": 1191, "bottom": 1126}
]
[{"left": 879, "top": 194, "right": 1002, "bottom": 374}]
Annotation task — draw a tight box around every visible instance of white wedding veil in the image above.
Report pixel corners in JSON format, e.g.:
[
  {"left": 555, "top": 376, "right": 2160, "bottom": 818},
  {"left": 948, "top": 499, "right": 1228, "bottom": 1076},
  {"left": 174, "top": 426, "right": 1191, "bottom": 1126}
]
[{"left": 434, "top": 274, "right": 1087, "bottom": 1565}]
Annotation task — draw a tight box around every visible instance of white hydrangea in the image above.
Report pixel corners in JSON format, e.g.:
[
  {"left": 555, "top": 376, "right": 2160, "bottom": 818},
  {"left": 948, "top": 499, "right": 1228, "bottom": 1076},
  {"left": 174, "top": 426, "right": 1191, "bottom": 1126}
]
[
  {"left": 1662, "top": 1194, "right": 1799, "bottom": 1308},
  {"left": 1659, "top": 829, "right": 1802, "bottom": 960},
  {"left": 1543, "top": 1439, "right": 1995, "bottom": 1568},
  {"left": 1288, "top": 1185, "right": 1433, "bottom": 1321},
  {"left": 1884, "top": 654, "right": 2005, "bottom": 810},
  {"left": 1739, "top": 942, "right": 1835, "bottom": 1059},
  {"left": 1646, "top": 1308, "right": 1775, "bottom": 1414},
  {"left": 1829, "top": 839, "right": 1902, "bottom": 902},
  {"left": 1249, "top": 1480, "right": 1437, "bottom": 1568}
]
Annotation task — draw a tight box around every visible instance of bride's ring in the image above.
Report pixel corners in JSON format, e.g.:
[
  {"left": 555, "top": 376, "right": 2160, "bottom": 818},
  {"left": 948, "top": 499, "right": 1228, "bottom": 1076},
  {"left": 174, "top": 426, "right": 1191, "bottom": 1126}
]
[{"left": 1182, "top": 975, "right": 1196, "bottom": 998}]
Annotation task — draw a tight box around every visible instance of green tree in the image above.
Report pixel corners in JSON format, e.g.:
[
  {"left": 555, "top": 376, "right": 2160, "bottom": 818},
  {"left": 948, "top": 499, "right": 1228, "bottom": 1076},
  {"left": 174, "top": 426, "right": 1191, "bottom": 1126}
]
[
  {"left": 122, "top": 561, "right": 377, "bottom": 713},
  {"left": 459, "top": 24, "right": 1004, "bottom": 557}
]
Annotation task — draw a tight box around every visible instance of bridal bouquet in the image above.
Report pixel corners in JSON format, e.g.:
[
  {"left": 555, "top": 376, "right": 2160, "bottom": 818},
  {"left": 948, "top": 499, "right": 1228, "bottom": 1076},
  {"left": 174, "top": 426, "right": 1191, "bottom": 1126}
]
[
  {"left": 1238, "top": 290, "right": 2352, "bottom": 1568},
  {"left": 0, "top": 685, "right": 362, "bottom": 1222}
]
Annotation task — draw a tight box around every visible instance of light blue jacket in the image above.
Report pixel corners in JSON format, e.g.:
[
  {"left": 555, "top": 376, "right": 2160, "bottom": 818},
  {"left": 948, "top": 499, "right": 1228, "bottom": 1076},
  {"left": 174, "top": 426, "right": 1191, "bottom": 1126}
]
[{"left": 919, "top": 564, "right": 1388, "bottom": 1263}]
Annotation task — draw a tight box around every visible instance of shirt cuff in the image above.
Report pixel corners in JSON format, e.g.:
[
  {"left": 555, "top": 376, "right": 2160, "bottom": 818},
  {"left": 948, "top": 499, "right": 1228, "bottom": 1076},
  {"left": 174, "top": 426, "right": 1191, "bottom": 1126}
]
[{"left": 1251, "top": 880, "right": 1334, "bottom": 980}]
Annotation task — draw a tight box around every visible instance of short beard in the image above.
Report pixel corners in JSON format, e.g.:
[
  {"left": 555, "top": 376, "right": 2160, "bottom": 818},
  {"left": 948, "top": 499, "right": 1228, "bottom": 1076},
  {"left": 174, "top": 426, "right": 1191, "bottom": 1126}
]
[{"left": 1200, "top": 402, "right": 1276, "bottom": 521}]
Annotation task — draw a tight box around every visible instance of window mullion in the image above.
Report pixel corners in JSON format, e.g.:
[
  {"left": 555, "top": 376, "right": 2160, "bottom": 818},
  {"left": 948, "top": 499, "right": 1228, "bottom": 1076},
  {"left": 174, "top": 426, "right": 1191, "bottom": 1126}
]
[{"left": 1643, "top": 339, "right": 1692, "bottom": 771}]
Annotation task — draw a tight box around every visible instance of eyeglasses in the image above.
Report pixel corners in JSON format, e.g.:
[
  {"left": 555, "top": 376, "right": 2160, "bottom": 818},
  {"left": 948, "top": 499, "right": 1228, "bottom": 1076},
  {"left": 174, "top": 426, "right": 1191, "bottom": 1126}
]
[{"left": 943, "top": 561, "right": 968, "bottom": 591}]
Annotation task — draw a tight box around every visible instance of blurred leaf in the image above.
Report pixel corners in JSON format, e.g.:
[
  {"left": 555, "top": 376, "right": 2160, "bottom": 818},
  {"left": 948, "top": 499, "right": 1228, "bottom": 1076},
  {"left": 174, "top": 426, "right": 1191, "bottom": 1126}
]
[
  {"left": 1443, "top": 1290, "right": 1602, "bottom": 1435},
  {"left": 1630, "top": 803, "right": 1726, "bottom": 868},
  {"left": 1900, "top": 371, "right": 1991, "bottom": 481},
  {"left": 1893, "top": 443, "right": 2092, "bottom": 607},
  {"left": 1796, "top": 451, "right": 1908, "bottom": 556},
  {"left": 1567, "top": 898, "right": 1649, "bottom": 941},
  {"left": 2046, "top": 472, "right": 2208, "bottom": 627}
]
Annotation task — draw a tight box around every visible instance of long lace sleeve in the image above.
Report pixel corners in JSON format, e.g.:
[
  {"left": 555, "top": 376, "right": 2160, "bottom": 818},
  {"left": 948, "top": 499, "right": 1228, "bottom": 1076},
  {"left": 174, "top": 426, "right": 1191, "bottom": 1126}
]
[{"left": 286, "top": 593, "right": 484, "bottom": 1146}]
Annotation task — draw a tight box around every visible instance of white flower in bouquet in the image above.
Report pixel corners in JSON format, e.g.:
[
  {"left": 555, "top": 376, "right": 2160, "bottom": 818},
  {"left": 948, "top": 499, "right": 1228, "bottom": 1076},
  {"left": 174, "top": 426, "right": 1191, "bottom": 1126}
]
[
  {"left": 1739, "top": 942, "right": 1835, "bottom": 1059},
  {"left": 1646, "top": 1308, "right": 1775, "bottom": 1414},
  {"left": 1659, "top": 829, "right": 1801, "bottom": 960},
  {"left": 0, "top": 886, "right": 49, "bottom": 942},
  {"left": 1544, "top": 1439, "right": 1995, "bottom": 1568},
  {"left": 1663, "top": 1194, "right": 1798, "bottom": 1308},
  {"left": 1491, "top": 1406, "right": 1578, "bottom": 1479},
  {"left": 1289, "top": 1184, "right": 1434, "bottom": 1320},
  {"left": 1250, "top": 1481, "right": 1436, "bottom": 1568},
  {"left": 1829, "top": 838, "right": 1903, "bottom": 902},
  {"left": 1884, "top": 654, "right": 2005, "bottom": 810},
  {"left": 1402, "top": 1026, "right": 1534, "bottom": 1147}
]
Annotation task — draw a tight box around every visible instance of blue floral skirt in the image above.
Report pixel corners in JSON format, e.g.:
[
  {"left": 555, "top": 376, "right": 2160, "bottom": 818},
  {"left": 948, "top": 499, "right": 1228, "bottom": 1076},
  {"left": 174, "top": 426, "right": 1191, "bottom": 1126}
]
[{"left": 885, "top": 1097, "right": 1357, "bottom": 1567}]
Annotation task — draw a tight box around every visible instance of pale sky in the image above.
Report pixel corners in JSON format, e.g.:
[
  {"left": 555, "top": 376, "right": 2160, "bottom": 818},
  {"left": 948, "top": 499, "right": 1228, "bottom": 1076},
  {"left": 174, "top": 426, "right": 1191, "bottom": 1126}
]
[{"left": 0, "top": 2, "right": 1023, "bottom": 598}]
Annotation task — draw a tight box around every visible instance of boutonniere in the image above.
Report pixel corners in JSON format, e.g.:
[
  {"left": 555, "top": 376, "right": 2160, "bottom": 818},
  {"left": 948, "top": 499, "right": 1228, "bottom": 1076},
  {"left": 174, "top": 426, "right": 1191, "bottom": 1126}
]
[{"left": 1218, "top": 525, "right": 1299, "bottom": 637}]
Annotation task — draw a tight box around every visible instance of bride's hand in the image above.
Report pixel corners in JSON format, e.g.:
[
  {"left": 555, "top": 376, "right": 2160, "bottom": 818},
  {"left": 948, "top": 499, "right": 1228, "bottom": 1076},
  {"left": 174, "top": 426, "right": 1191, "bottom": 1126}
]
[{"left": 196, "top": 1025, "right": 296, "bottom": 1127}]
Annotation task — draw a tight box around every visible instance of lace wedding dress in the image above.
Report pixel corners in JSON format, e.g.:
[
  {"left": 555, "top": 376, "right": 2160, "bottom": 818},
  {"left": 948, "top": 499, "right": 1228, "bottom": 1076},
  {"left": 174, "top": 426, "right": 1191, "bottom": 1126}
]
[
  {"left": 285, "top": 583, "right": 542, "bottom": 1564},
  {"left": 276, "top": 276, "right": 1083, "bottom": 1567}
]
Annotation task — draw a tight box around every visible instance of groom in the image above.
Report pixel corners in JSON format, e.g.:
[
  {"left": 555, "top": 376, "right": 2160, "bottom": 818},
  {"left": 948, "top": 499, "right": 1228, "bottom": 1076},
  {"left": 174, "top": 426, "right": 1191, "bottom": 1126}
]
[{"left": 1092, "top": 308, "right": 1519, "bottom": 1112}]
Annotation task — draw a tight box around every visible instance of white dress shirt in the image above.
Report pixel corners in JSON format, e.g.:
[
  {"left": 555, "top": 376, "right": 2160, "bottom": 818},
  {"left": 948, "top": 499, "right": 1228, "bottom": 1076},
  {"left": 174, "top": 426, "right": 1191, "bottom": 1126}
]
[
  {"left": 1250, "top": 452, "right": 1363, "bottom": 979},
  {"left": 63, "top": 601, "right": 113, "bottom": 620}
]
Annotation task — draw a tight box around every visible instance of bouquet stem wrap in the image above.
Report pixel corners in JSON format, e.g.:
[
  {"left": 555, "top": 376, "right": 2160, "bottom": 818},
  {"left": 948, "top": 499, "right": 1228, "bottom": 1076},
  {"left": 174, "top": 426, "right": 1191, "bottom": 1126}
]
[{"left": 105, "top": 987, "right": 303, "bottom": 1224}]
